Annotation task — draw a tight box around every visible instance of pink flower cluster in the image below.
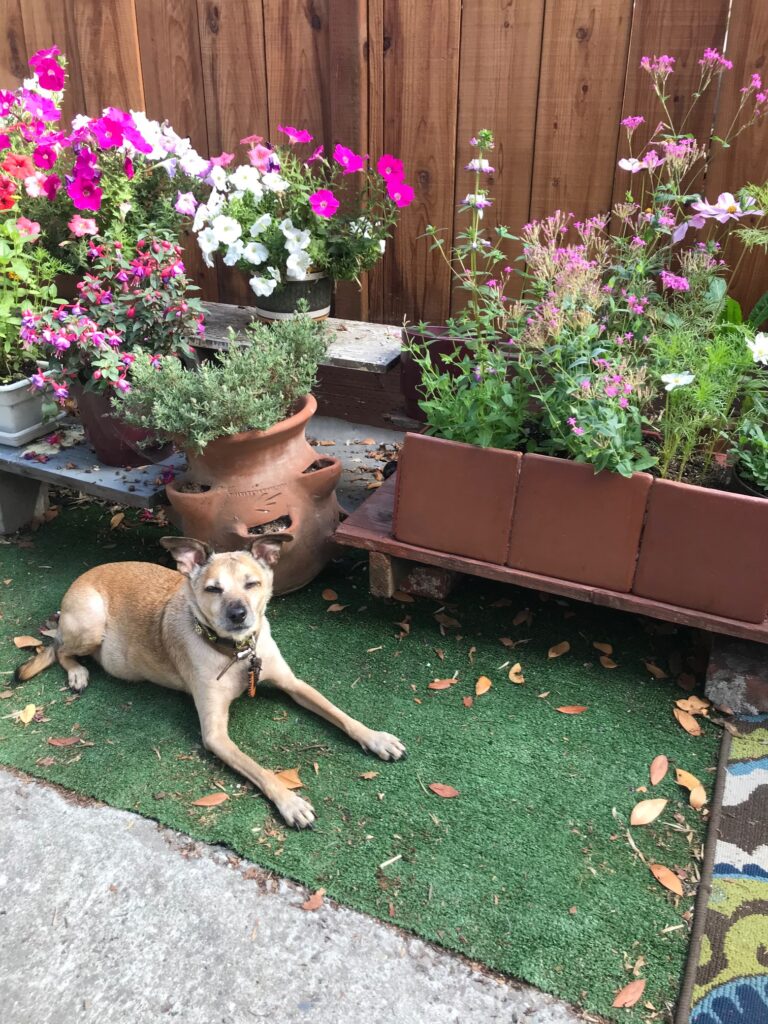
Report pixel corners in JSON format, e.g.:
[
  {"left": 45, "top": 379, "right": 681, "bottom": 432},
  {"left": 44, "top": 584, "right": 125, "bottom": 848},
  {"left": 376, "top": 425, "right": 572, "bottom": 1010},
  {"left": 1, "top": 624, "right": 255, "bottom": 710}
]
[
  {"left": 699, "top": 48, "right": 733, "bottom": 71},
  {"left": 659, "top": 269, "right": 690, "bottom": 291}
]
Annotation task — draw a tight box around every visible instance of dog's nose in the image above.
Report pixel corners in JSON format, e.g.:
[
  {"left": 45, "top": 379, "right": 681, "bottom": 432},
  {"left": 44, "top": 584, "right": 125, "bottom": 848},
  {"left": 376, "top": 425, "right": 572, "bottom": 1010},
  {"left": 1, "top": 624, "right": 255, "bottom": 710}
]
[{"left": 227, "top": 601, "right": 248, "bottom": 625}]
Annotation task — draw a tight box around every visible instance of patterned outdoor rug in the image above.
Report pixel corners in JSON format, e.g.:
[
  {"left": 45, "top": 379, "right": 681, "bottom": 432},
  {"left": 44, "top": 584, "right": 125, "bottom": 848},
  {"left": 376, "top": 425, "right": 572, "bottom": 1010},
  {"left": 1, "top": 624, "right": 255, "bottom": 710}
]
[{"left": 678, "top": 714, "right": 768, "bottom": 1024}]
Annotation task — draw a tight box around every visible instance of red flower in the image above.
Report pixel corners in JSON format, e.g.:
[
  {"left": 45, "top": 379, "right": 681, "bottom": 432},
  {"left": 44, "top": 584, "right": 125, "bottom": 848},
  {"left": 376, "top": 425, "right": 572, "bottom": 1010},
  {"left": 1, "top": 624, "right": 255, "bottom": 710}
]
[{"left": 1, "top": 153, "right": 34, "bottom": 179}]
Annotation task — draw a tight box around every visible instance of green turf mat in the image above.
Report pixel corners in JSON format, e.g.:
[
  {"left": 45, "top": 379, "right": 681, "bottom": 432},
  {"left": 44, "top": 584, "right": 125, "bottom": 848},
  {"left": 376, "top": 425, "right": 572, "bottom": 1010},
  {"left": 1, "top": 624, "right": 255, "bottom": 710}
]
[{"left": 0, "top": 501, "right": 719, "bottom": 1021}]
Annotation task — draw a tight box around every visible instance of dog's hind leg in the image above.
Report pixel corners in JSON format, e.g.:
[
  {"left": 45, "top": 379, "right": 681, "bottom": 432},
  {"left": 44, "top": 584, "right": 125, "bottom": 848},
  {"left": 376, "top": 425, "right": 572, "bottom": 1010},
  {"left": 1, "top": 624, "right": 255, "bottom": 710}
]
[{"left": 55, "top": 585, "right": 107, "bottom": 692}]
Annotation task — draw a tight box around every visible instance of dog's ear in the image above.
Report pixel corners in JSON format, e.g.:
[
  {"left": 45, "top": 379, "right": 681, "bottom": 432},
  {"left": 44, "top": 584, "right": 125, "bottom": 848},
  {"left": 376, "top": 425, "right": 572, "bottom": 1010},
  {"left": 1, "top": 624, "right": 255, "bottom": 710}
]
[
  {"left": 249, "top": 533, "right": 294, "bottom": 568},
  {"left": 160, "top": 536, "right": 212, "bottom": 576}
]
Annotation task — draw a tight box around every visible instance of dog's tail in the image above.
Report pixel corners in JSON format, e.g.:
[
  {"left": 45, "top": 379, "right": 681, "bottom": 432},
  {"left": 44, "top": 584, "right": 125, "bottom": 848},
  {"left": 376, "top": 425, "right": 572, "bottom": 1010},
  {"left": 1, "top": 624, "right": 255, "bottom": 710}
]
[{"left": 14, "top": 644, "right": 56, "bottom": 683}]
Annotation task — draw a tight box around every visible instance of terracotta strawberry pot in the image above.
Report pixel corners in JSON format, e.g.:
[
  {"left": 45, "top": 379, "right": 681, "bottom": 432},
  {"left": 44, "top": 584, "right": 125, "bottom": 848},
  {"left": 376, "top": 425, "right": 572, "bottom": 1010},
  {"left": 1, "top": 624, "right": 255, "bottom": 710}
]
[
  {"left": 73, "top": 383, "right": 172, "bottom": 468},
  {"left": 507, "top": 454, "right": 652, "bottom": 592},
  {"left": 632, "top": 478, "right": 768, "bottom": 623},
  {"left": 393, "top": 432, "right": 521, "bottom": 564},
  {"left": 166, "top": 394, "right": 342, "bottom": 594}
]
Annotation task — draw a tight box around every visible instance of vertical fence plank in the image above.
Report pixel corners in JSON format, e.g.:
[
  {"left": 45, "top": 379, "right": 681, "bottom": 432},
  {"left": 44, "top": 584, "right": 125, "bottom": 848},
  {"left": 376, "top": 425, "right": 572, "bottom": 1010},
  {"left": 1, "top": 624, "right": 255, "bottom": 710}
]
[
  {"left": 381, "top": 0, "right": 462, "bottom": 325},
  {"left": 451, "top": 0, "right": 546, "bottom": 310},
  {"left": 20, "top": 0, "right": 86, "bottom": 121},
  {"left": 0, "top": 0, "right": 28, "bottom": 88},
  {"left": 612, "top": 0, "right": 729, "bottom": 209},
  {"left": 707, "top": 1, "right": 768, "bottom": 315},
  {"left": 366, "top": 0, "right": 385, "bottom": 321},
  {"left": 262, "top": 0, "right": 330, "bottom": 142},
  {"left": 530, "top": 0, "right": 633, "bottom": 221}
]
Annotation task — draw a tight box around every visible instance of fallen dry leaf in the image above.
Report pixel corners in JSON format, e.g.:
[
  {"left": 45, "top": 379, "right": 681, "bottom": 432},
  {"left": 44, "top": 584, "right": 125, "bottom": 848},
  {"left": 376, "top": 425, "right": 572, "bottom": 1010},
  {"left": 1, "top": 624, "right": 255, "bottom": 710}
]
[
  {"left": 191, "top": 792, "right": 229, "bottom": 807},
  {"left": 359, "top": 771, "right": 379, "bottom": 780},
  {"left": 556, "top": 705, "right": 587, "bottom": 715},
  {"left": 428, "top": 783, "right": 460, "bottom": 798},
  {"left": 649, "top": 862, "right": 683, "bottom": 896},
  {"left": 675, "top": 768, "right": 701, "bottom": 791},
  {"left": 359, "top": 437, "right": 376, "bottom": 445},
  {"left": 462, "top": 696, "right": 473, "bottom": 708},
  {"left": 434, "top": 648, "right": 445, "bottom": 661},
  {"left": 499, "top": 637, "right": 517, "bottom": 648},
  {"left": 47, "top": 736, "right": 79, "bottom": 747},
  {"left": 321, "top": 588, "right": 338, "bottom": 601},
  {"left": 35, "top": 756, "right": 56, "bottom": 767},
  {"left": 548, "top": 641, "right": 570, "bottom": 659},
  {"left": 512, "top": 609, "right": 533, "bottom": 626},
  {"left": 508, "top": 663, "right": 525, "bottom": 685},
  {"left": 17, "top": 703, "right": 36, "bottom": 725},
  {"left": 302, "top": 888, "right": 326, "bottom": 911},
  {"left": 475, "top": 676, "right": 492, "bottom": 696},
  {"left": 644, "top": 660, "right": 668, "bottom": 680},
  {"left": 276, "top": 768, "right": 303, "bottom": 790},
  {"left": 599, "top": 655, "right": 618, "bottom": 669},
  {"left": 612, "top": 978, "right": 646, "bottom": 1009},
  {"left": 689, "top": 785, "right": 708, "bottom": 810},
  {"left": 649, "top": 754, "right": 669, "bottom": 786},
  {"left": 326, "top": 603, "right": 348, "bottom": 613},
  {"left": 674, "top": 707, "right": 702, "bottom": 736},
  {"left": 538, "top": 691, "right": 550, "bottom": 698},
  {"left": 0, "top": 690, "right": 13, "bottom": 699},
  {"left": 428, "top": 678, "right": 455, "bottom": 691},
  {"left": 392, "top": 590, "right": 415, "bottom": 603},
  {"left": 630, "top": 798, "right": 668, "bottom": 826},
  {"left": 593, "top": 641, "right": 613, "bottom": 655},
  {"left": 13, "top": 635, "right": 41, "bottom": 649},
  {"left": 676, "top": 695, "right": 710, "bottom": 715},
  {"left": 434, "top": 611, "right": 461, "bottom": 628},
  {"left": 110, "top": 512, "right": 125, "bottom": 529},
  {"left": 316, "top": 439, "right": 336, "bottom": 446}
]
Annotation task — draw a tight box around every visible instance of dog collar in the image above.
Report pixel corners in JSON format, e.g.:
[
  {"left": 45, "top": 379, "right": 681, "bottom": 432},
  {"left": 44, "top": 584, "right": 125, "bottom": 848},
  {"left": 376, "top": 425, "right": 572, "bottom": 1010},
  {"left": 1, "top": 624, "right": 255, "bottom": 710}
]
[{"left": 193, "top": 618, "right": 262, "bottom": 696}]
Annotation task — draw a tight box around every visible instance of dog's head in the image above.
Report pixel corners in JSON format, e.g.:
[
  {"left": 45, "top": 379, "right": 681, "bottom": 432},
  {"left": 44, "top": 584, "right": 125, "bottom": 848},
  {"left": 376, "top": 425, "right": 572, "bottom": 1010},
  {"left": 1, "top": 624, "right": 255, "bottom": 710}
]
[{"left": 160, "top": 535, "right": 293, "bottom": 640}]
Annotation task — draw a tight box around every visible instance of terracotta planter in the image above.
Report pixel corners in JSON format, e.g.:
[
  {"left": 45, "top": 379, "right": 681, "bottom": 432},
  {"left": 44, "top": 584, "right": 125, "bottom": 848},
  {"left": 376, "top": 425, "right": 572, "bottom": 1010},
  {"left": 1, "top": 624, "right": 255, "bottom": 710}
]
[
  {"left": 253, "top": 272, "right": 332, "bottom": 321},
  {"left": 400, "top": 325, "right": 471, "bottom": 421},
  {"left": 392, "top": 432, "right": 521, "bottom": 564},
  {"left": 633, "top": 478, "right": 768, "bottom": 623},
  {"left": 507, "top": 454, "right": 652, "bottom": 592},
  {"left": 73, "top": 384, "right": 172, "bottom": 468},
  {"left": 166, "top": 394, "right": 342, "bottom": 594}
]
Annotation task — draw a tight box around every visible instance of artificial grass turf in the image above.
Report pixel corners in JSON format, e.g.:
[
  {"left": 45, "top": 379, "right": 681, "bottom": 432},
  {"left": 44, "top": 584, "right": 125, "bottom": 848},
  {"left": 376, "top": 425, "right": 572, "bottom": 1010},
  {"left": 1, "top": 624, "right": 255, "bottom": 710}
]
[{"left": 0, "top": 501, "right": 720, "bottom": 1022}]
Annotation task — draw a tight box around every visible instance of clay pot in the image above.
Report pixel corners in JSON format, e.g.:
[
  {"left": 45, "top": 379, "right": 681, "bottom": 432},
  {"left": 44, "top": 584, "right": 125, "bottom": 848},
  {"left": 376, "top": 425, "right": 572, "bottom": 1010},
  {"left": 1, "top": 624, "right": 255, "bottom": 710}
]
[
  {"left": 507, "top": 454, "right": 653, "bottom": 592},
  {"left": 166, "top": 394, "right": 342, "bottom": 594},
  {"left": 73, "top": 383, "right": 172, "bottom": 468},
  {"left": 253, "top": 273, "right": 332, "bottom": 322},
  {"left": 392, "top": 432, "right": 521, "bottom": 564},
  {"left": 400, "top": 325, "right": 471, "bottom": 421},
  {"left": 632, "top": 478, "right": 768, "bottom": 623}
]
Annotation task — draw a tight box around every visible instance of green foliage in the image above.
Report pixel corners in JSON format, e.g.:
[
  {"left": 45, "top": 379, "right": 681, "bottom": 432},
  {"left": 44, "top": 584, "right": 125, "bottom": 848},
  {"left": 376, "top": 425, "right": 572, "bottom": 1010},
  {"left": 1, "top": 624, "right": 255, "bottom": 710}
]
[
  {"left": 117, "top": 307, "right": 328, "bottom": 452},
  {"left": 731, "top": 393, "right": 768, "bottom": 493}
]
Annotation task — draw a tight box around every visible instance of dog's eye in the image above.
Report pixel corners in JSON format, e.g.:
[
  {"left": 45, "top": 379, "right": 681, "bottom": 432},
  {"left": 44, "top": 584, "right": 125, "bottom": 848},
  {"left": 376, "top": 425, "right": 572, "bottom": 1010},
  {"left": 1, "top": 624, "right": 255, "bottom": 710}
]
[
  {"left": 204, "top": 584, "right": 223, "bottom": 594},
  {"left": 244, "top": 581, "right": 262, "bottom": 589}
]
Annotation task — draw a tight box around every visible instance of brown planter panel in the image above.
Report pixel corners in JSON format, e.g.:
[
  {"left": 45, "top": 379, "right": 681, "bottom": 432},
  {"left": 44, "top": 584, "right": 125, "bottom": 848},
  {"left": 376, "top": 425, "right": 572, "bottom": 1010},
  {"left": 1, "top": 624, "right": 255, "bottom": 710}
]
[
  {"left": 393, "top": 433, "right": 521, "bottom": 564},
  {"left": 507, "top": 454, "right": 652, "bottom": 592},
  {"left": 633, "top": 478, "right": 768, "bottom": 623}
]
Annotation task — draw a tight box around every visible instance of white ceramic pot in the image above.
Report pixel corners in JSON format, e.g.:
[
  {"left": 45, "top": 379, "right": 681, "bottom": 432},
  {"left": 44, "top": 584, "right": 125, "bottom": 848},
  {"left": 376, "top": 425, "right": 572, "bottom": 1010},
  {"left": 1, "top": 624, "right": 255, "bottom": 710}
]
[{"left": 0, "top": 377, "right": 50, "bottom": 446}]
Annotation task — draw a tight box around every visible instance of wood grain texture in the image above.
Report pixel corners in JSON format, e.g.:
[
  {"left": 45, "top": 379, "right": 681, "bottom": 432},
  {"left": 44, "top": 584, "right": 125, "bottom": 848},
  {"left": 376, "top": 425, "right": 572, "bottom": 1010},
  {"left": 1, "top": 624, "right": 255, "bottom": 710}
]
[
  {"left": 530, "top": 0, "right": 634, "bottom": 220},
  {"left": 365, "top": 0, "right": 386, "bottom": 321},
  {"left": 381, "top": 0, "right": 462, "bottom": 324},
  {"left": 20, "top": 0, "right": 85, "bottom": 121},
  {"left": 0, "top": 0, "right": 28, "bottom": 89}
]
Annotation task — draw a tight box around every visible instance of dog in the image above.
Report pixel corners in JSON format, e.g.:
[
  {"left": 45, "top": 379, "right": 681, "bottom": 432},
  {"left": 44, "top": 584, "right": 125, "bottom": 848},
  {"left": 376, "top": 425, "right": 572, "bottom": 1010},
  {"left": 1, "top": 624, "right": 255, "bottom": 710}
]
[{"left": 15, "top": 535, "right": 406, "bottom": 828}]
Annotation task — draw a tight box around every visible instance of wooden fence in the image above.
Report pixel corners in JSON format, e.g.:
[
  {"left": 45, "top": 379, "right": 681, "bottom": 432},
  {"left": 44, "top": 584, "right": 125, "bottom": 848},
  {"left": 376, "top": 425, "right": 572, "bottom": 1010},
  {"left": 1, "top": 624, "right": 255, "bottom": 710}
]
[{"left": 1, "top": 0, "right": 767, "bottom": 323}]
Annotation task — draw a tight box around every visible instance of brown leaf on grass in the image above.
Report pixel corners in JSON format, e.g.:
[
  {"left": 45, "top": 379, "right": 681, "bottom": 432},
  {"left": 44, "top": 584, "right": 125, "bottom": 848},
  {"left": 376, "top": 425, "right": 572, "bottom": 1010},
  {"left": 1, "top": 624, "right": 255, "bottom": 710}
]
[
  {"left": 690, "top": 785, "right": 708, "bottom": 810},
  {"left": 512, "top": 608, "right": 533, "bottom": 626},
  {"left": 316, "top": 440, "right": 336, "bottom": 446},
  {"left": 13, "top": 635, "right": 41, "bottom": 649},
  {"left": 599, "top": 655, "right": 618, "bottom": 669},
  {"left": 434, "top": 611, "right": 461, "bottom": 628},
  {"left": 676, "top": 695, "right": 710, "bottom": 715},
  {"left": 428, "top": 678, "right": 455, "bottom": 691},
  {"left": 276, "top": 768, "right": 303, "bottom": 790},
  {"left": 110, "top": 512, "right": 125, "bottom": 529},
  {"left": 428, "top": 783, "right": 460, "bottom": 798},
  {"left": 191, "top": 792, "right": 229, "bottom": 807},
  {"left": 612, "top": 978, "right": 646, "bottom": 1008},
  {"left": 434, "top": 648, "right": 445, "bottom": 661},
  {"left": 0, "top": 690, "right": 13, "bottom": 699},
  {"left": 556, "top": 705, "right": 587, "bottom": 715},
  {"left": 17, "top": 703, "right": 36, "bottom": 725},
  {"left": 677, "top": 672, "right": 697, "bottom": 691},
  {"left": 475, "top": 676, "right": 492, "bottom": 696},
  {"left": 674, "top": 708, "right": 702, "bottom": 736},
  {"left": 675, "top": 768, "right": 701, "bottom": 791},
  {"left": 644, "top": 661, "right": 669, "bottom": 679},
  {"left": 326, "top": 603, "right": 348, "bottom": 613},
  {"left": 538, "top": 691, "right": 550, "bottom": 698},
  {"left": 649, "top": 862, "right": 683, "bottom": 896},
  {"left": 35, "top": 756, "right": 56, "bottom": 767},
  {"left": 302, "top": 888, "right": 326, "bottom": 911},
  {"left": 630, "top": 798, "right": 668, "bottom": 826},
  {"left": 499, "top": 637, "right": 517, "bottom": 648},
  {"left": 649, "top": 754, "right": 669, "bottom": 786},
  {"left": 462, "top": 696, "right": 473, "bottom": 708},
  {"left": 508, "top": 663, "right": 525, "bottom": 685},
  {"left": 467, "top": 646, "right": 477, "bottom": 664},
  {"left": 359, "top": 771, "right": 379, "bottom": 780},
  {"left": 548, "top": 641, "right": 570, "bottom": 659},
  {"left": 393, "top": 590, "right": 415, "bottom": 603},
  {"left": 47, "top": 736, "right": 79, "bottom": 747},
  {"left": 321, "top": 588, "right": 338, "bottom": 601},
  {"left": 593, "top": 641, "right": 613, "bottom": 655}
]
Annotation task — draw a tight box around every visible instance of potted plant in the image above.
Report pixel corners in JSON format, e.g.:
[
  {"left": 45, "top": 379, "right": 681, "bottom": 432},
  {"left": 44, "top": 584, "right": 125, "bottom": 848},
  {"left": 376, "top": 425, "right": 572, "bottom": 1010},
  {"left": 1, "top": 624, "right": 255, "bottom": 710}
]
[
  {"left": 24, "top": 235, "right": 204, "bottom": 466},
  {"left": 191, "top": 127, "right": 413, "bottom": 317},
  {"left": 116, "top": 308, "right": 339, "bottom": 593},
  {"left": 394, "top": 48, "right": 768, "bottom": 625},
  {"left": 730, "top": 385, "right": 768, "bottom": 497}
]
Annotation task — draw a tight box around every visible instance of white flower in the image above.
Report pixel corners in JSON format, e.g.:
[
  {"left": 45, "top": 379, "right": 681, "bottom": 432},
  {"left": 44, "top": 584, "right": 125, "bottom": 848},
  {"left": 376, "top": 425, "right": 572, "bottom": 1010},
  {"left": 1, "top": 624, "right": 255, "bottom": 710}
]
[
  {"left": 209, "top": 165, "right": 229, "bottom": 192},
  {"left": 286, "top": 250, "right": 311, "bottom": 280},
  {"left": 747, "top": 332, "right": 768, "bottom": 364},
  {"left": 242, "top": 241, "right": 268, "bottom": 265},
  {"left": 618, "top": 157, "right": 646, "bottom": 174},
  {"left": 261, "top": 171, "right": 289, "bottom": 193},
  {"left": 250, "top": 213, "right": 272, "bottom": 236},
  {"left": 192, "top": 202, "right": 210, "bottom": 234},
  {"left": 211, "top": 215, "right": 242, "bottom": 245},
  {"left": 223, "top": 240, "right": 244, "bottom": 266},
  {"left": 118, "top": 201, "right": 132, "bottom": 220},
  {"left": 206, "top": 188, "right": 224, "bottom": 217},
  {"left": 197, "top": 227, "right": 219, "bottom": 255},
  {"left": 179, "top": 149, "right": 210, "bottom": 178},
  {"left": 229, "top": 164, "right": 263, "bottom": 197},
  {"left": 267, "top": 266, "right": 281, "bottom": 282},
  {"left": 128, "top": 111, "right": 165, "bottom": 158},
  {"left": 250, "top": 275, "right": 278, "bottom": 297},
  {"left": 661, "top": 372, "right": 695, "bottom": 391},
  {"left": 71, "top": 114, "right": 91, "bottom": 131},
  {"left": 379, "top": 239, "right": 386, "bottom": 254},
  {"left": 285, "top": 231, "right": 311, "bottom": 254}
]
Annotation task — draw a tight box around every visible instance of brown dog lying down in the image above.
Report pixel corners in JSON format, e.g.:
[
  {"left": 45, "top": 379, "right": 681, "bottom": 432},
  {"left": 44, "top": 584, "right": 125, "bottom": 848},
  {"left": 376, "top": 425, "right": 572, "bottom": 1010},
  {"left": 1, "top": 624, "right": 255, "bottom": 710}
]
[{"left": 16, "top": 535, "right": 406, "bottom": 828}]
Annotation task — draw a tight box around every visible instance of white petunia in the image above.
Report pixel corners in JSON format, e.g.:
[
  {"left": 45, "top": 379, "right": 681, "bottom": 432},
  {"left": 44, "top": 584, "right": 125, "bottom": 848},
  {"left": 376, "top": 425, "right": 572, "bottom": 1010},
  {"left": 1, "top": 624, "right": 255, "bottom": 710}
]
[
  {"left": 261, "top": 171, "right": 289, "bottom": 193},
  {"left": 229, "top": 164, "right": 263, "bottom": 197},
  {"left": 250, "top": 213, "right": 272, "bottom": 236},
  {"left": 197, "top": 227, "right": 219, "bottom": 254},
  {"left": 250, "top": 275, "right": 278, "bottom": 297},
  {"left": 379, "top": 239, "right": 386, "bottom": 254},
  {"left": 71, "top": 114, "right": 92, "bottom": 131},
  {"left": 747, "top": 332, "right": 768, "bottom": 365},
  {"left": 286, "top": 250, "right": 311, "bottom": 280},
  {"left": 267, "top": 266, "right": 281, "bottom": 282},
  {"left": 209, "top": 165, "right": 229, "bottom": 192},
  {"left": 179, "top": 149, "right": 210, "bottom": 178},
  {"left": 242, "top": 241, "right": 268, "bottom": 265},
  {"left": 128, "top": 111, "right": 165, "bottom": 159},
  {"left": 192, "top": 202, "right": 210, "bottom": 234},
  {"left": 279, "top": 217, "right": 295, "bottom": 235},
  {"left": 211, "top": 215, "right": 242, "bottom": 245},
  {"left": 285, "top": 231, "right": 311, "bottom": 254},
  {"left": 661, "top": 372, "right": 695, "bottom": 391},
  {"left": 223, "top": 241, "right": 244, "bottom": 266}
]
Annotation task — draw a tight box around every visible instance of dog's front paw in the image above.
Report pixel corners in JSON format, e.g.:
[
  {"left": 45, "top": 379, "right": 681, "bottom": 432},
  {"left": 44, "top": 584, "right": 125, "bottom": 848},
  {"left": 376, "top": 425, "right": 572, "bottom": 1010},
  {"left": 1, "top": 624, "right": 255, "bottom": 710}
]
[
  {"left": 361, "top": 731, "right": 407, "bottom": 762},
  {"left": 277, "top": 792, "right": 316, "bottom": 830},
  {"left": 67, "top": 665, "right": 90, "bottom": 692}
]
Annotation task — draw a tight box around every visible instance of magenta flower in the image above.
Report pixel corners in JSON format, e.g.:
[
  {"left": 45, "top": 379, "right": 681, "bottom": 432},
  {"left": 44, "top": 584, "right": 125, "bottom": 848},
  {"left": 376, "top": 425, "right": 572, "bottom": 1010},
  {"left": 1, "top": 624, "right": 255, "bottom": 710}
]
[
  {"left": 91, "top": 117, "right": 125, "bottom": 149},
  {"left": 377, "top": 154, "right": 403, "bottom": 181},
  {"left": 210, "top": 151, "right": 235, "bottom": 168},
  {"left": 309, "top": 188, "right": 339, "bottom": 218},
  {"left": 278, "top": 124, "right": 313, "bottom": 144},
  {"left": 68, "top": 214, "right": 97, "bottom": 237},
  {"left": 33, "top": 144, "right": 57, "bottom": 169},
  {"left": 35, "top": 60, "right": 65, "bottom": 92},
  {"left": 640, "top": 54, "right": 675, "bottom": 76},
  {"left": 21, "top": 91, "right": 59, "bottom": 122},
  {"left": 333, "top": 144, "right": 365, "bottom": 174},
  {"left": 123, "top": 156, "right": 134, "bottom": 179},
  {"left": 387, "top": 180, "right": 415, "bottom": 208},
  {"left": 306, "top": 145, "right": 324, "bottom": 165},
  {"left": 659, "top": 269, "right": 690, "bottom": 292},
  {"left": 67, "top": 177, "right": 103, "bottom": 211},
  {"left": 621, "top": 115, "right": 645, "bottom": 131},
  {"left": 42, "top": 173, "right": 61, "bottom": 200},
  {"left": 699, "top": 47, "right": 733, "bottom": 71}
]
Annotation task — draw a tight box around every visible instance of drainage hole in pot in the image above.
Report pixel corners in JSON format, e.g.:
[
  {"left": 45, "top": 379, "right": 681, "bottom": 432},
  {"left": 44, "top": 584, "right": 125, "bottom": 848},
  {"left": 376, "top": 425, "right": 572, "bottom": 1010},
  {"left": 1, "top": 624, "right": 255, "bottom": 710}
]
[
  {"left": 303, "top": 458, "right": 335, "bottom": 474},
  {"left": 176, "top": 481, "right": 211, "bottom": 493},
  {"left": 248, "top": 514, "right": 292, "bottom": 536}
]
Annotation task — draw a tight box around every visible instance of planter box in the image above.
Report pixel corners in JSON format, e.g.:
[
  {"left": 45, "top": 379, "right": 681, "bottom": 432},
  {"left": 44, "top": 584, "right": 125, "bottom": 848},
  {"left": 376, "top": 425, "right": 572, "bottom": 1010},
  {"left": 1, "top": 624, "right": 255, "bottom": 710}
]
[
  {"left": 633, "top": 478, "right": 768, "bottom": 623},
  {"left": 392, "top": 432, "right": 521, "bottom": 564},
  {"left": 0, "top": 378, "right": 50, "bottom": 447},
  {"left": 507, "top": 454, "right": 652, "bottom": 592}
]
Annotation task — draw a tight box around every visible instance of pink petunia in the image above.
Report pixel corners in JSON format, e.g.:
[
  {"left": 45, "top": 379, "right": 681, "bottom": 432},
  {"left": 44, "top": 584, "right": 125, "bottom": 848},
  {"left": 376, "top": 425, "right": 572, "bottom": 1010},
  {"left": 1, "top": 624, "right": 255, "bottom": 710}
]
[
  {"left": 309, "top": 188, "right": 339, "bottom": 218},
  {"left": 210, "top": 151, "right": 234, "bottom": 167},
  {"left": 174, "top": 191, "right": 198, "bottom": 216},
  {"left": 306, "top": 145, "right": 324, "bottom": 165},
  {"left": 68, "top": 214, "right": 98, "bottom": 237},
  {"left": 248, "top": 143, "right": 274, "bottom": 172},
  {"left": 33, "top": 144, "right": 57, "bottom": 169},
  {"left": 278, "top": 124, "right": 313, "bottom": 144},
  {"left": 91, "top": 117, "right": 125, "bottom": 149},
  {"left": 34, "top": 59, "right": 65, "bottom": 92},
  {"left": 377, "top": 154, "right": 404, "bottom": 181},
  {"left": 67, "top": 177, "right": 103, "bottom": 211},
  {"left": 240, "top": 134, "right": 263, "bottom": 146},
  {"left": 333, "top": 143, "right": 365, "bottom": 174},
  {"left": 15, "top": 217, "right": 40, "bottom": 239},
  {"left": 387, "top": 179, "right": 414, "bottom": 208}
]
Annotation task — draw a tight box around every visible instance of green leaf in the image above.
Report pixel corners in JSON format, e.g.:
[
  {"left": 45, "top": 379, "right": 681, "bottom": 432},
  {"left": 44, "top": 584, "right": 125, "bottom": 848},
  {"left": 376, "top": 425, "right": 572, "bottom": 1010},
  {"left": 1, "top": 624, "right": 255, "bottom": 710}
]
[{"left": 747, "top": 291, "right": 768, "bottom": 331}]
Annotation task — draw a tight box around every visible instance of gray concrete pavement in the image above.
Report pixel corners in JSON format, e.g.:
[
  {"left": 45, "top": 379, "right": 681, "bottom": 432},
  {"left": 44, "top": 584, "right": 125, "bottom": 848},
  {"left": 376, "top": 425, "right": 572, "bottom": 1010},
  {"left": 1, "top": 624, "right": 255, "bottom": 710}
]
[{"left": 1, "top": 768, "right": 583, "bottom": 1024}]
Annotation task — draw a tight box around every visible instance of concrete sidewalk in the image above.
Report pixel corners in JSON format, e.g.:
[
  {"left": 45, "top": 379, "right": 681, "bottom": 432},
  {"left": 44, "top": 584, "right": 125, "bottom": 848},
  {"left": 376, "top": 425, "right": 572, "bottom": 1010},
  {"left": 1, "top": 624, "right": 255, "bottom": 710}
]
[{"left": 1, "top": 769, "right": 582, "bottom": 1024}]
